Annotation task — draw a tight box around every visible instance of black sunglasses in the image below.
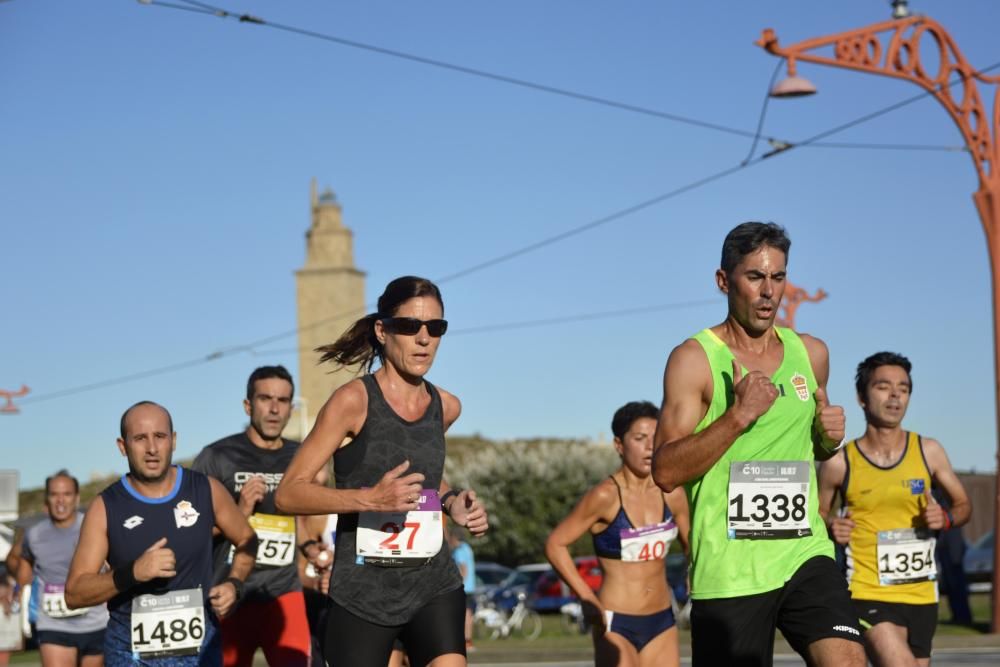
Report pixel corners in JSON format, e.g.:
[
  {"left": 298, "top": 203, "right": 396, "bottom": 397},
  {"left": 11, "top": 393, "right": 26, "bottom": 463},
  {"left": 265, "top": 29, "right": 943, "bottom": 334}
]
[{"left": 381, "top": 317, "right": 449, "bottom": 337}]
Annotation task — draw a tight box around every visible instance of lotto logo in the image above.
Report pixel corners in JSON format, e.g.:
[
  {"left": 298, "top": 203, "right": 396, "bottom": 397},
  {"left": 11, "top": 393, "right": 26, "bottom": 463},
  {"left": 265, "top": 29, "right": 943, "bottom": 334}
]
[{"left": 123, "top": 516, "right": 144, "bottom": 530}]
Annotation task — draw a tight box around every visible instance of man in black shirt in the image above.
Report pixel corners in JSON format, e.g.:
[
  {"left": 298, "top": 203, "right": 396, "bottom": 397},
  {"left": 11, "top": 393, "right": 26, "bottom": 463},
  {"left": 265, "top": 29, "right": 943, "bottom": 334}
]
[{"left": 193, "top": 366, "right": 314, "bottom": 667}]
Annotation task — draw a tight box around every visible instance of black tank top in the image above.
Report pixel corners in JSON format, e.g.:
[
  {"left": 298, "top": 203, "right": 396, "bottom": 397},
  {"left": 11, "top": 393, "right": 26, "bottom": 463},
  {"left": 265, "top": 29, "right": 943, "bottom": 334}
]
[
  {"left": 101, "top": 467, "right": 216, "bottom": 645},
  {"left": 330, "top": 375, "right": 462, "bottom": 625}
]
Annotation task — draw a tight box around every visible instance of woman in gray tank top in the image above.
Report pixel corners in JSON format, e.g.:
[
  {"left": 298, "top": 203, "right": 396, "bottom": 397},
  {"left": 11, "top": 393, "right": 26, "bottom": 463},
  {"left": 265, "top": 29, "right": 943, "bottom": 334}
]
[{"left": 275, "top": 276, "right": 489, "bottom": 667}]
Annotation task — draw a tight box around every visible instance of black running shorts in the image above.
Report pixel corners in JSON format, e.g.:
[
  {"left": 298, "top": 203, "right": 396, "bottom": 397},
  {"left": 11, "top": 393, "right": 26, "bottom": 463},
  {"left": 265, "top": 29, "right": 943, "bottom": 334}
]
[
  {"left": 691, "top": 556, "right": 863, "bottom": 666},
  {"left": 853, "top": 599, "right": 937, "bottom": 658}
]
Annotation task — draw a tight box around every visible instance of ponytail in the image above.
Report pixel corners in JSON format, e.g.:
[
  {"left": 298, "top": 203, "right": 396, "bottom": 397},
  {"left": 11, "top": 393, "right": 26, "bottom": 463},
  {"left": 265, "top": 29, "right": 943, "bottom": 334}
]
[{"left": 315, "top": 313, "right": 383, "bottom": 372}]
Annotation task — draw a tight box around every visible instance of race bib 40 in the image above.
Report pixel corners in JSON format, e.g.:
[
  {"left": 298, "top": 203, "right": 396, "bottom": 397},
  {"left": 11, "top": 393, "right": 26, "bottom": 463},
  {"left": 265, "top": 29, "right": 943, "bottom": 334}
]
[{"left": 620, "top": 520, "right": 678, "bottom": 562}]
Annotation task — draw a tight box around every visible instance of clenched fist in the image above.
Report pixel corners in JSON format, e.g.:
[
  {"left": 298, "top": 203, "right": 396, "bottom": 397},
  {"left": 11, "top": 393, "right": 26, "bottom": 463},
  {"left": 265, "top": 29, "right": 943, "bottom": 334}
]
[
  {"left": 135, "top": 537, "right": 176, "bottom": 582},
  {"left": 731, "top": 359, "right": 779, "bottom": 426},
  {"left": 369, "top": 460, "right": 425, "bottom": 513},
  {"left": 814, "top": 388, "right": 846, "bottom": 446}
]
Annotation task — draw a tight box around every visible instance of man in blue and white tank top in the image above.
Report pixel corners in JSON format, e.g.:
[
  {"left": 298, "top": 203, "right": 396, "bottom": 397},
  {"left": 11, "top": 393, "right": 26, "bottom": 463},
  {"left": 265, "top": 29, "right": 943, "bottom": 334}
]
[
  {"left": 65, "top": 401, "right": 258, "bottom": 667},
  {"left": 15, "top": 469, "right": 108, "bottom": 666}
]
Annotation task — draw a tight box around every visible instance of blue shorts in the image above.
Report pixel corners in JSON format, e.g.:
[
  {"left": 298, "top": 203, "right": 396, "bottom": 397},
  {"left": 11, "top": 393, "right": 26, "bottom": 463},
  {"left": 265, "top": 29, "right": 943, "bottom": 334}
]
[
  {"left": 604, "top": 606, "right": 675, "bottom": 653},
  {"left": 103, "top": 615, "right": 221, "bottom": 667}
]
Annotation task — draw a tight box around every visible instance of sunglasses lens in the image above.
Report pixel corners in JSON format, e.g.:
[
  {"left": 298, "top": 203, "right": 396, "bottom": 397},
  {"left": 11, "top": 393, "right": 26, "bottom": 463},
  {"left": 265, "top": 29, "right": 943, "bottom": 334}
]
[
  {"left": 385, "top": 318, "right": 448, "bottom": 336},
  {"left": 427, "top": 320, "right": 448, "bottom": 337},
  {"left": 392, "top": 318, "right": 422, "bottom": 335}
]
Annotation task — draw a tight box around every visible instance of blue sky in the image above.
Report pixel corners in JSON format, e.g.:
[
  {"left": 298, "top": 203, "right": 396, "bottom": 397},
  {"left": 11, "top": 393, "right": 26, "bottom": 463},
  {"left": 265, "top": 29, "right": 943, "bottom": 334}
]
[{"left": 3, "top": 0, "right": 999, "bottom": 489}]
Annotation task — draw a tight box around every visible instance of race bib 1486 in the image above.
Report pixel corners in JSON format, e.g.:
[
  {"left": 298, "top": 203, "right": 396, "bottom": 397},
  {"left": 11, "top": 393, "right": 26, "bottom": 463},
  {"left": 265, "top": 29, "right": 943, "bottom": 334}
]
[{"left": 130, "top": 588, "right": 205, "bottom": 658}]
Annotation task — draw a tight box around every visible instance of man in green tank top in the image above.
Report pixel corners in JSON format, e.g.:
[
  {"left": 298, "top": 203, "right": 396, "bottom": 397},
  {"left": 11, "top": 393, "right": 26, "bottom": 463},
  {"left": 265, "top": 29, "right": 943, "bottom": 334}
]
[{"left": 652, "top": 222, "right": 864, "bottom": 667}]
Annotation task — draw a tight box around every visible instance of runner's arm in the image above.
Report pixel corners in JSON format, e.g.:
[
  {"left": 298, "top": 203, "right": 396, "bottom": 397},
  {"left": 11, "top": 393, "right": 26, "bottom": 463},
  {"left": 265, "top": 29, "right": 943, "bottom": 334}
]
[
  {"left": 924, "top": 438, "right": 972, "bottom": 528},
  {"left": 211, "top": 478, "right": 258, "bottom": 583},
  {"left": 544, "top": 483, "right": 612, "bottom": 606},
  {"left": 801, "top": 335, "right": 845, "bottom": 461},
  {"left": 65, "top": 497, "right": 115, "bottom": 609},
  {"left": 4, "top": 531, "right": 24, "bottom": 584},
  {"left": 12, "top": 532, "right": 32, "bottom": 588},
  {"left": 276, "top": 380, "right": 424, "bottom": 515},
  {"left": 653, "top": 340, "right": 748, "bottom": 492},
  {"left": 665, "top": 487, "right": 691, "bottom": 556},
  {"left": 437, "top": 388, "right": 488, "bottom": 535},
  {"left": 817, "top": 450, "right": 847, "bottom": 523}
]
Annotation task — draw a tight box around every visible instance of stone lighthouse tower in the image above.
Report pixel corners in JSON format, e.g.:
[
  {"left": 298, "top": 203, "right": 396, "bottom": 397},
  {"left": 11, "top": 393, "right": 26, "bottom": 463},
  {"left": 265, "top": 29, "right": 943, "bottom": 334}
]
[{"left": 292, "top": 180, "right": 366, "bottom": 437}]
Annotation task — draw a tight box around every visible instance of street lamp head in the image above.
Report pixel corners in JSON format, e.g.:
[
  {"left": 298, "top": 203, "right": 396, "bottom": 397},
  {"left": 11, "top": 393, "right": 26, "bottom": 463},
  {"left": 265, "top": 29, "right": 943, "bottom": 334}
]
[
  {"left": 891, "top": 0, "right": 911, "bottom": 20},
  {"left": 770, "top": 75, "right": 817, "bottom": 98}
]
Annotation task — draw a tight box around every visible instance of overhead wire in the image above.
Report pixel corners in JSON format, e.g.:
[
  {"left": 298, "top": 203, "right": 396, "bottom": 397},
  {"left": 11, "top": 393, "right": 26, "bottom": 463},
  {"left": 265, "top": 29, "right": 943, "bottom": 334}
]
[
  {"left": 247, "top": 297, "right": 723, "bottom": 356},
  {"left": 144, "top": 0, "right": 762, "bottom": 140},
  {"left": 142, "top": 0, "right": 967, "bottom": 154},
  {"left": 16, "top": 4, "right": 999, "bottom": 406}
]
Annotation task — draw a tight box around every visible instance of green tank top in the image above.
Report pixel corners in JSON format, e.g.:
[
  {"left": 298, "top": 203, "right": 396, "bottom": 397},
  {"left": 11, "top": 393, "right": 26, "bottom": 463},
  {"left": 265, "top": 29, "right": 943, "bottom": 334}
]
[{"left": 687, "top": 327, "right": 833, "bottom": 599}]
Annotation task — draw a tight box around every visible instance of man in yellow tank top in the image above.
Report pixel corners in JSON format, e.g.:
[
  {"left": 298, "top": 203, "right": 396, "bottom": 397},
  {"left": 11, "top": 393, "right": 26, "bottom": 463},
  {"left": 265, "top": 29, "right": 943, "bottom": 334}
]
[
  {"left": 653, "top": 222, "right": 864, "bottom": 667},
  {"left": 818, "top": 352, "right": 971, "bottom": 666}
]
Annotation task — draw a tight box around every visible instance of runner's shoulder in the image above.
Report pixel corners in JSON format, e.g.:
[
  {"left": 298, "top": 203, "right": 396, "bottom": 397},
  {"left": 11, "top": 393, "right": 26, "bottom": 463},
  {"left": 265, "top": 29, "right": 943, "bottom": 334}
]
[
  {"left": 665, "top": 338, "right": 713, "bottom": 389},
  {"left": 918, "top": 435, "right": 949, "bottom": 470},
  {"left": 794, "top": 331, "right": 829, "bottom": 357},
  {"left": 194, "top": 433, "right": 249, "bottom": 466},
  {"left": 584, "top": 477, "right": 621, "bottom": 520}
]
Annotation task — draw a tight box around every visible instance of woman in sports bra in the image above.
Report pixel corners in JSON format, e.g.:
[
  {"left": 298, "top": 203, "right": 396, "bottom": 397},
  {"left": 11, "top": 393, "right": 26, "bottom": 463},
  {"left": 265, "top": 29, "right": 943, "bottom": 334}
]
[{"left": 546, "top": 401, "right": 689, "bottom": 667}]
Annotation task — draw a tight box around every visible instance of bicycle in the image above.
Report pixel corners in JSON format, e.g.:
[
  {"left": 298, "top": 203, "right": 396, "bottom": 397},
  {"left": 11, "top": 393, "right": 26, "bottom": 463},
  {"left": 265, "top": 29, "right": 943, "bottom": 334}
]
[
  {"left": 559, "top": 600, "right": 589, "bottom": 634},
  {"left": 473, "top": 592, "right": 542, "bottom": 640}
]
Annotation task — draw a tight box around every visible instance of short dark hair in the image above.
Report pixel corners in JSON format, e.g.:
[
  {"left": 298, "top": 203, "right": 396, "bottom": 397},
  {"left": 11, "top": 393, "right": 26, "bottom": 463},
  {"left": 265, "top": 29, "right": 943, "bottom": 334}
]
[
  {"left": 855, "top": 351, "right": 913, "bottom": 400},
  {"left": 120, "top": 401, "right": 174, "bottom": 440},
  {"left": 246, "top": 365, "right": 295, "bottom": 401},
  {"left": 721, "top": 222, "right": 791, "bottom": 275},
  {"left": 611, "top": 401, "right": 659, "bottom": 440},
  {"left": 45, "top": 469, "right": 79, "bottom": 495}
]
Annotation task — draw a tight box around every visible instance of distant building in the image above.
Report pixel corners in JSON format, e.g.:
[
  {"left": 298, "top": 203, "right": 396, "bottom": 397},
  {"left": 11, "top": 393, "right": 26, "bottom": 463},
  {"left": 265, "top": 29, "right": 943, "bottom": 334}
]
[
  {"left": 288, "top": 181, "right": 366, "bottom": 440},
  {"left": 956, "top": 471, "right": 995, "bottom": 544}
]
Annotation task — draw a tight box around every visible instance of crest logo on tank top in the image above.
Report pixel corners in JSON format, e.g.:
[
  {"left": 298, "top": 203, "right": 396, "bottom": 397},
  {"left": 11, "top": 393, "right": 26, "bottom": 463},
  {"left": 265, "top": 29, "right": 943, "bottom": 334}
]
[
  {"left": 123, "top": 515, "right": 144, "bottom": 530},
  {"left": 789, "top": 373, "right": 810, "bottom": 401},
  {"left": 174, "top": 500, "right": 200, "bottom": 528}
]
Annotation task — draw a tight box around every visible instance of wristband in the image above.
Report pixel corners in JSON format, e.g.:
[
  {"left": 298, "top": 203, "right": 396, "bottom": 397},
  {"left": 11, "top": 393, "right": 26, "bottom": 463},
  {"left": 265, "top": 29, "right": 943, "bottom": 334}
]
[
  {"left": 112, "top": 560, "right": 138, "bottom": 592},
  {"left": 943, "top": 510, "right": 954, "bottom": 530},
  {"left": 224, "top": 577, "right": 244, "bottom": 602},
  {"left": 298, "top": 539, "right": 319, "bottom": 557},
  {"left": 440, "top": 488, "right": 463, "bottom": 515}
]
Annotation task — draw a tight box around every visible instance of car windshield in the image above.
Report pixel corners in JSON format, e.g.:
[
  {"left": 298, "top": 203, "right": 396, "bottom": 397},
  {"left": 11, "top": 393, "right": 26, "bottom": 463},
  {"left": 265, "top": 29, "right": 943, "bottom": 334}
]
[
  {"left": 499, "top": 571, "right": 533, "bottom": 588},
  {"left": 477, "top": 568, "right": 510, "bottom": 586},
  {"left": 972, "top": 530, "right": 994, "bottom": 550}
]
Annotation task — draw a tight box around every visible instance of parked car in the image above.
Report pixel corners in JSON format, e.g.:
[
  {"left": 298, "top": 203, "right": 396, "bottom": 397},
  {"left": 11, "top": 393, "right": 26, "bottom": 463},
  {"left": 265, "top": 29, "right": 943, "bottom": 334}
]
[
  {"left": 531, "top": 557, "right": 604, "bottom": 613},
  {"left": 963, "top": 530, "right": 994, "bottom": 591},
  {"left": 488, "top": 563, "right": 552, "bottom": 611},
  {"left": 474, "top": 561, "right": 513, "bottom": 594},
  {"left": 666, "top": 552, "right": 689, "bottom": 604}
]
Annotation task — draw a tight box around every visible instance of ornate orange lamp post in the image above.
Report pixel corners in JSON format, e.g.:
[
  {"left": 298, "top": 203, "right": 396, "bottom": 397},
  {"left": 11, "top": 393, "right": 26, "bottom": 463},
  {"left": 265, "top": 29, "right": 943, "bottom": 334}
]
[
  {"left": 776, "top": 282, "right": 827, "bottom": 330},
  {"left": 0, "top": 385, "right": 29, "bottom": 414},
  {"left": 757, "top": 10, "right": 1000, "bottom": 629}
]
